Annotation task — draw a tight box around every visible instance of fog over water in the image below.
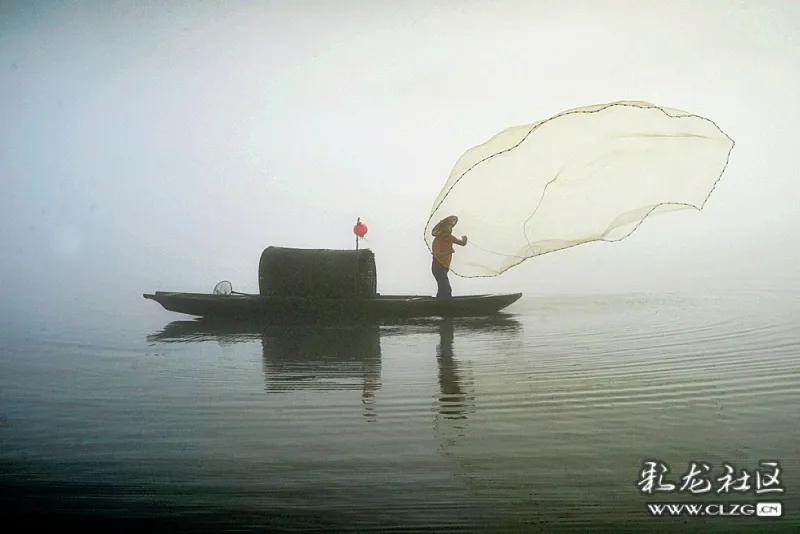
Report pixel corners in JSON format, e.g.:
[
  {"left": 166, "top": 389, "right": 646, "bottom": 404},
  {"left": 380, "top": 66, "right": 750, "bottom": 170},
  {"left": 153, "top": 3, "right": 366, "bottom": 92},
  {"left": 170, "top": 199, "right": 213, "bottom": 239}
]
[{"left": 2, "top": 0, "right": 799, "bottom": 332}]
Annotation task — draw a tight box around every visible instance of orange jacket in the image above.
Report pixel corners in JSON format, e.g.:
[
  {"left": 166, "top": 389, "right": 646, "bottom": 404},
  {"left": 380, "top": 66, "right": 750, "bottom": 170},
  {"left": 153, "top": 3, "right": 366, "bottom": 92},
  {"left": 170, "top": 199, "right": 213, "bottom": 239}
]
[{"left": 432, "top": 234, "right": 455, "bottom": 269}]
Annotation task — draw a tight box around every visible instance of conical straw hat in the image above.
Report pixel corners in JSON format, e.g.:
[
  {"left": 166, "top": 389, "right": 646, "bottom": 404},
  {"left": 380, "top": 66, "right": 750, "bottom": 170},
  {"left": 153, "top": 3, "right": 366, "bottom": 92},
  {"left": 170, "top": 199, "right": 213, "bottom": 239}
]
[{"left": 431, "top": 215, "right": 458, "bottom": 236}]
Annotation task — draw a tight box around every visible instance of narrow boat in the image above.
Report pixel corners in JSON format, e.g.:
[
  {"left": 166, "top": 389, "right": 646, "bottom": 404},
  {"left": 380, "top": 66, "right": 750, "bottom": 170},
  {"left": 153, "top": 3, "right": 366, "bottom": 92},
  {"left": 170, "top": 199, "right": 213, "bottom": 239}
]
[
  {"left": 142, "top": 291, "right": 523, "bottom": 321},
  {"left": 144, "top": 245, "right": 522, "bottom": 321}
]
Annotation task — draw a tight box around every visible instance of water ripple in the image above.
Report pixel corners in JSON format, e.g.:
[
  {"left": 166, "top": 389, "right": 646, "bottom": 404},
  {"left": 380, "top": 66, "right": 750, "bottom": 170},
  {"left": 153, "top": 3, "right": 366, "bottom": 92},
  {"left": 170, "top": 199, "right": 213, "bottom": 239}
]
[{"left": 3, "top": 292, "right": 799, "bottom": 531}]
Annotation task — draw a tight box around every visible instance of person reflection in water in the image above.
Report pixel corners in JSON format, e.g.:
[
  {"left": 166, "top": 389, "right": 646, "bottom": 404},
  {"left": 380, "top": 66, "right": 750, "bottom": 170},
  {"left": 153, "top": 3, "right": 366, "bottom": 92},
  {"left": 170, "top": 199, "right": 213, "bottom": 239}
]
[
  {"left": 431, "top": 215, "right": 468, "bottom": 299},
  {"left": 436, "top": 318, "right": 466, "bottom": 419}
]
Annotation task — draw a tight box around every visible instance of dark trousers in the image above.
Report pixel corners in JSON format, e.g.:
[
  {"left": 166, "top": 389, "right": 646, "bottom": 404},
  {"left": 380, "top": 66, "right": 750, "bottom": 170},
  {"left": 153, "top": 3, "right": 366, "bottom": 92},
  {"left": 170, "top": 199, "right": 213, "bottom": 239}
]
[{"left": 432, "top": 263, "right": 452, "bottom": 299}]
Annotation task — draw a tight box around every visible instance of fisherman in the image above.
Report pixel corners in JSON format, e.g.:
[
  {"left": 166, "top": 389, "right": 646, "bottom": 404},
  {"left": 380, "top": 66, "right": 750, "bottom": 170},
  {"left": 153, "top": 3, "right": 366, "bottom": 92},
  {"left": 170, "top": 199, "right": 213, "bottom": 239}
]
[{"left": 430, "top": 215, "right": 467, "bottom": 299}]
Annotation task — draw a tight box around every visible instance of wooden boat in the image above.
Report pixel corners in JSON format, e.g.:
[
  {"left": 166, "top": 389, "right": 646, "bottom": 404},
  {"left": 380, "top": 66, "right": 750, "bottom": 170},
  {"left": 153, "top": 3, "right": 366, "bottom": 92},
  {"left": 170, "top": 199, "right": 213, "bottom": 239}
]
[
  {"left": 144, "top": 246, "right": 522, "bottom": 321},
  {"left": 142, "top": 291, "right": 523, "bottom": 321}
]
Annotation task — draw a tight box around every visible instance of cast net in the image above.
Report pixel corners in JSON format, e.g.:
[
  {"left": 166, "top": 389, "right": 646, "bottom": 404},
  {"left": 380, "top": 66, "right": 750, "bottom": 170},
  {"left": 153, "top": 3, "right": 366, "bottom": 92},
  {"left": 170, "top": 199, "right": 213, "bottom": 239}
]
[{"left": 423, "top": 101, "right": 735, "bottom": 277}]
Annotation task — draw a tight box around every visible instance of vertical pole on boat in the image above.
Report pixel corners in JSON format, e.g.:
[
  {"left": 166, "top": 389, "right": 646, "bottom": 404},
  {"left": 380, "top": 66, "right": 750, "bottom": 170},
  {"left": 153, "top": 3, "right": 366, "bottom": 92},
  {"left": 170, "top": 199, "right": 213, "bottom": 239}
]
[
  {"left": 354, "top": 217, "right": 360, "bottom": 297},
  {"left": 352, "top": 217, "right": 368, "bottom": 298}
]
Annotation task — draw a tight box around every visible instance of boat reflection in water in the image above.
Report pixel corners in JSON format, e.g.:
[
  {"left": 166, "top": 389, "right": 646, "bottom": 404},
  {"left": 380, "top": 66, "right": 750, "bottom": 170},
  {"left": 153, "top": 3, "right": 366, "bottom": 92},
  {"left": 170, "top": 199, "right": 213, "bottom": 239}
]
[
  {"left": 147, "top": 314, "right": 521, "bottom": 429},
  {"left": 146, "top": 319, "right": 266, "bottom": 344},
  {"left": 259, "top": 323, "right": 382, "bottom": 422},
  {"left": 147, "top": 318, "right": 383, "bottom": 420}
]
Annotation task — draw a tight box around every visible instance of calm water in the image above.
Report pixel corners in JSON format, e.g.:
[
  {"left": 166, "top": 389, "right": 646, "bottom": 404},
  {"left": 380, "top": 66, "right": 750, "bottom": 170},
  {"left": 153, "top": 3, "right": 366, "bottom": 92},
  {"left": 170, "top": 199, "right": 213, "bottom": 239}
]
[{"left": 2, "top": 291, "right": 799, "bottom": 532}]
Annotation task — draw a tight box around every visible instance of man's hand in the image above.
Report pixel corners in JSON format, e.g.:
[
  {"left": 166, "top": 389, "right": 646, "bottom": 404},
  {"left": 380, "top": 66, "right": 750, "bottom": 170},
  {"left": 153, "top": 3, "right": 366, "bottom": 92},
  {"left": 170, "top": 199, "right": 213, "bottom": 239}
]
[{"left": 461, "top": 235, "right": 468, "bottom": 244}]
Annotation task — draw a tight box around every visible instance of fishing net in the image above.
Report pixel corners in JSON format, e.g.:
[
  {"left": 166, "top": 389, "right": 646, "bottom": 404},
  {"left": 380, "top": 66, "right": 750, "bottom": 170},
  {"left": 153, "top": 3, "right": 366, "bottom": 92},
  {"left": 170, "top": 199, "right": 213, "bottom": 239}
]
[{"left": 424, "top": 101, "right": 735, "bottom": 277}]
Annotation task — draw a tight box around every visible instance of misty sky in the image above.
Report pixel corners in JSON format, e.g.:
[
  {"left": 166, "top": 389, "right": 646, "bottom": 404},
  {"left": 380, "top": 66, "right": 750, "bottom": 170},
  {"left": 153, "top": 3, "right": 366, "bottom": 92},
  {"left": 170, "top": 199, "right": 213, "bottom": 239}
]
[{"left": 2, "top": 0, "right": 799, "bottom": 326}]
